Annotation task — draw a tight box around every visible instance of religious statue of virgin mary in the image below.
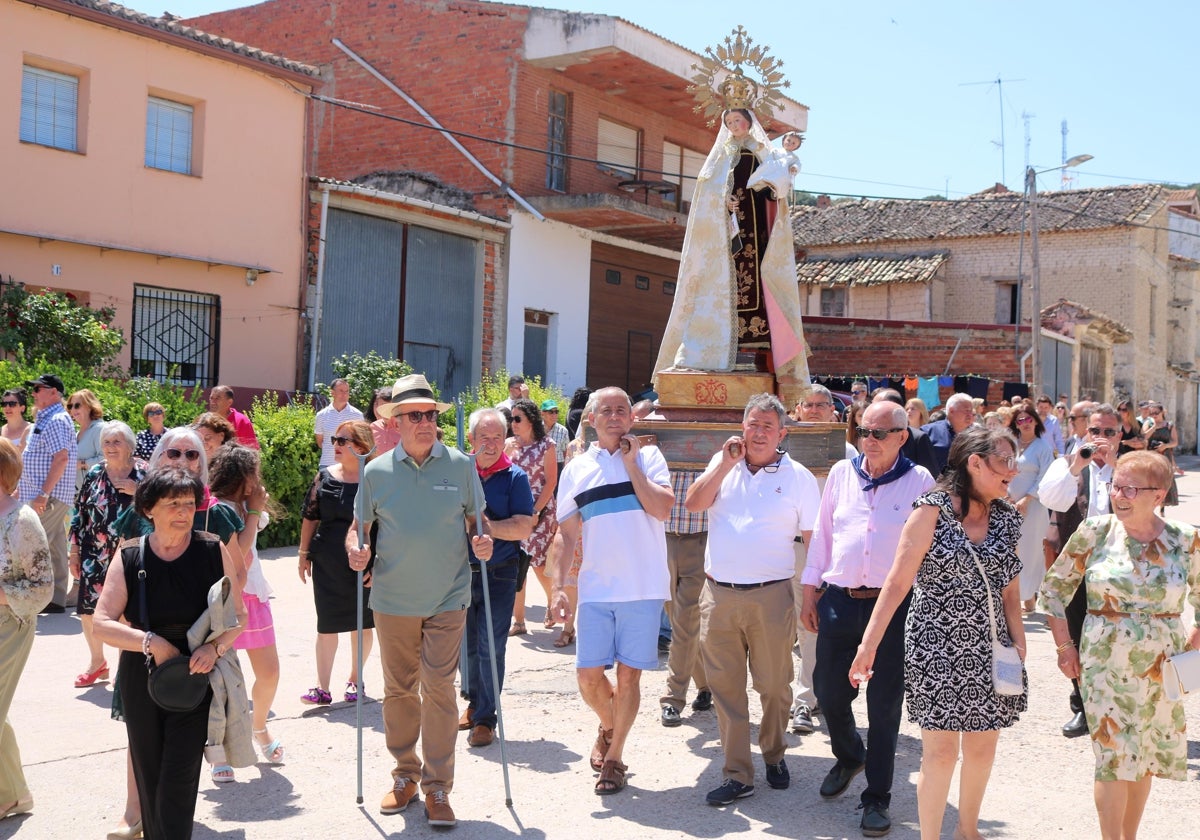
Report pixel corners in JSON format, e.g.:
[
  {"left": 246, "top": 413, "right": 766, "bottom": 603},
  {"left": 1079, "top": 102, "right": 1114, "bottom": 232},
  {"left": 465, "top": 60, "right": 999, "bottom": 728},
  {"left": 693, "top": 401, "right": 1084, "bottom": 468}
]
[{"left": 653, "top": 28, "right": 810, "bottom": 404}]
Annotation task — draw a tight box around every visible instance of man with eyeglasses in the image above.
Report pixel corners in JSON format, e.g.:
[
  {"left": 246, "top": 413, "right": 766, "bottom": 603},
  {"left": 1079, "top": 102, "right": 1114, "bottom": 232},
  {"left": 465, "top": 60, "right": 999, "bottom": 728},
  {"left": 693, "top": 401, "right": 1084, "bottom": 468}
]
[
  {"left": 552, "top": 386, "right": 673, "bottom": 796},
  {"left": 872, "top": 389, "right": 939, "bottom": 477},
  {"left": 17, "top": 374, "right": 78, "bottom": 614},
  {"left": 920, "top": 392, "right": 976, "bottom": 476},
  {"left": 1061, "top": 401, "right": 1098, "bottom": 455},
  {"left": 347, "top": 373, "right": 493, "bottom": 828},
  {"left": 801, "top": 402, "right": 934, "bottom": 837},
  {"left": 1037, "top": 403, "right": 1121, "bottom": 739},
  {"left": 685, "top": 394, "right": 820, "bottom": 806}
]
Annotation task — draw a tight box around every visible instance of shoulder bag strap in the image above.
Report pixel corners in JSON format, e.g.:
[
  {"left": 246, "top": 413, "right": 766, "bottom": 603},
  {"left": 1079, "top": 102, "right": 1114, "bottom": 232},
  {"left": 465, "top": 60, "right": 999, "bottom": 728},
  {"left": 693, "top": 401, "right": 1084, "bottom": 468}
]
[
  {"left": 963, "top": 536, "right": 1003, "bottom": 647},
  {"left": 136, "top": 536, "right": 153, "bottom": 670}
]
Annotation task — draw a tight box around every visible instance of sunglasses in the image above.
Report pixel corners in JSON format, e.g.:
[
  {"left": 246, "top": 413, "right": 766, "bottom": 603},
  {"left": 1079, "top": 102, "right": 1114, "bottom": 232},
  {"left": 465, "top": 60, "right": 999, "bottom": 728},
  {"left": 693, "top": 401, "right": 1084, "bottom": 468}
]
[
  {"left": 1087, "top": 427, "right": 1119, "bottom": 438},
  {"left": 31, "top": 385, "right": 45, "bottom": 393},
  {"left": 146, "top": 409, "right": 164, "bottom": 416},
  {"left": 0, "top": 401, "right": 19, "bottom": 408},
  {"left": 330, "top": 435, "right": 352, "bottom": 446},
  {"left": 68, "top": 402, "right": 83, "bottom": 410},
  {"left": 165, "top": 448, "right": 202, "bottom": 462},
  {"left": 1106, "top": 483, "right": 1161, "bottom": 500},
  {"left": 856, "top": 426, "right": 905, "bottom": 440},
  {"left": 1015, "top": 415, "right": 1034, "bottom": 425},
  {"left": 511, "top": 415, "right": 526, "bottom": 424},
  {"left": 403, "top": 409, "right": 440, "bottom": 424}
]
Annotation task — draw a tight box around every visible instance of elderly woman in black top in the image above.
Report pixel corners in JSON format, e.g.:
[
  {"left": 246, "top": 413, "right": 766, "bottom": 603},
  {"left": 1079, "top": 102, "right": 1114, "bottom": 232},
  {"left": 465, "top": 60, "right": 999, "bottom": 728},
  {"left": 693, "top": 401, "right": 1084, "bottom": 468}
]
[{"left": 94, "top": 469, "right": 244, "bottom": 840}]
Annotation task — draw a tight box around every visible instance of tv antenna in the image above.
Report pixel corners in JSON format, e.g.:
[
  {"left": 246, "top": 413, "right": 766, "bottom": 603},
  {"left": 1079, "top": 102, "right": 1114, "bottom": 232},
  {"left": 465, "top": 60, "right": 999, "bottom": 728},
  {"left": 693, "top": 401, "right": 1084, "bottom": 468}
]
[{"left": 960, "top": 75, "right": 1024, "bottom": 187}]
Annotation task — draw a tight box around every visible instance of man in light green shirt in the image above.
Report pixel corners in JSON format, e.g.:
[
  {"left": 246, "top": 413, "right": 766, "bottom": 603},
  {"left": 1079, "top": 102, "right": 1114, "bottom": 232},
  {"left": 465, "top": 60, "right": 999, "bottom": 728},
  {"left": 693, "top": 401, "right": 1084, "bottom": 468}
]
[{"left": 348, "top": 374, "right": 491, "bottom": 829}]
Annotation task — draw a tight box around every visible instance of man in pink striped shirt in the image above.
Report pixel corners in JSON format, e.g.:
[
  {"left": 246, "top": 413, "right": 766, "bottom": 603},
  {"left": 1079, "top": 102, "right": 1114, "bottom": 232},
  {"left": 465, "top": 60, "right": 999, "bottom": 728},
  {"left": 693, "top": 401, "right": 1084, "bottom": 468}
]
[{"left": 800, "top": 401, "right": 934, "bottom": 837}]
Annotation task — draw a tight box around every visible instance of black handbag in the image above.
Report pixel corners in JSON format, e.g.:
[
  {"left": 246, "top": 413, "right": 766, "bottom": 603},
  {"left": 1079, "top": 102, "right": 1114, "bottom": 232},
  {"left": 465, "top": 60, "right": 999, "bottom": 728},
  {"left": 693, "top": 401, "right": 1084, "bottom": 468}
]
[{"left": 135, "top": 538, "right": 209, "bottom": 713}]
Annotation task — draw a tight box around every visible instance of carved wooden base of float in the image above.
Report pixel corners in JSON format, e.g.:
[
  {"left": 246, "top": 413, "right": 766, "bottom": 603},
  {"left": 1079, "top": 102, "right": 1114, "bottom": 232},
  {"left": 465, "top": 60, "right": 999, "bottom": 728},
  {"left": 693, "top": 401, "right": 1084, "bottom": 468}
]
[
  {"left": 656, "top": 370, "right": 775, "bottom": 410},
  {"left": 632, "top": 420, "right": 845, "bottom": 475}
]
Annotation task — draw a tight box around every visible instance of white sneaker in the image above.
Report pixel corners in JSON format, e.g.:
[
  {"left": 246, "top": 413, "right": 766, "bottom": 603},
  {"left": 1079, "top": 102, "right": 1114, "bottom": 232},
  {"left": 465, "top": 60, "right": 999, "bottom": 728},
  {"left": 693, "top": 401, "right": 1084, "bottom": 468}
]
[{"left": 790, "top": 703, "right": 815, "bottom": 734}]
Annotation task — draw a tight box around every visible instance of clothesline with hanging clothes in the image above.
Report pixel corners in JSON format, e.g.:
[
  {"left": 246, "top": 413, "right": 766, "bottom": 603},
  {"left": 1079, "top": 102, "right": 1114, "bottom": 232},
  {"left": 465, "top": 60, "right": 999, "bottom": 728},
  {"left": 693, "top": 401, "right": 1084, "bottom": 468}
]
[{"left": 810, "top": 375, "right": 1030, "bottom": 409}]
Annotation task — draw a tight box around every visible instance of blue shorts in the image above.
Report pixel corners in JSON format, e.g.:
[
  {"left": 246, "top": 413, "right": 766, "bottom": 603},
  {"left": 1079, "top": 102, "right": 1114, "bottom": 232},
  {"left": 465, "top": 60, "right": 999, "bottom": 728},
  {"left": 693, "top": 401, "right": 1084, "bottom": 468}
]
[{"left": 576, "top": 599, "right": 662, "bottom": 671}]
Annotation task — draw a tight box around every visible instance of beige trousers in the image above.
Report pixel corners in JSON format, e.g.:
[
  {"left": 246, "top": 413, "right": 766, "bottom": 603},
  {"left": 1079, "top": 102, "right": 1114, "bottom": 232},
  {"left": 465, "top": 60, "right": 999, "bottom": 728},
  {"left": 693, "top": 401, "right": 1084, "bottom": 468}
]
[
  {"left": 0, "top": 607, "right": 35, "bottom": 805},
  {"left": 660, "top": 532, "right": 709, "bottom": 709}
]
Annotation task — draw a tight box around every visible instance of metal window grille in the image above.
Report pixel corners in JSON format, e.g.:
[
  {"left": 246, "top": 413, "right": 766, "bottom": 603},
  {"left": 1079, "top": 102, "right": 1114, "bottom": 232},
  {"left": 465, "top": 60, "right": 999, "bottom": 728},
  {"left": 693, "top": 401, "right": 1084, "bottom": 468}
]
[
  {"left": 20, "top": 66, "right": 78, "bottom": 151},
  {"left": 131, "top": 285, "right": 219, "bottom": 386},
  {"left": 546, "top": 90, "right": 568, "bottom": 191},
  {"left": 145, "top": 97, "right": 193, "bottom": 174}
]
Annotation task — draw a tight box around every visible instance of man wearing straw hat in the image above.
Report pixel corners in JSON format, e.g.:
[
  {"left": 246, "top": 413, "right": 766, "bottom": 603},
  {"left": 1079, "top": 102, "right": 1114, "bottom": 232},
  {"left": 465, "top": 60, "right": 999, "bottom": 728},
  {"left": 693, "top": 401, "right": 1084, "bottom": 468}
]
[{"left": 347, "top": 374, "right": 493, "bottom": 828}]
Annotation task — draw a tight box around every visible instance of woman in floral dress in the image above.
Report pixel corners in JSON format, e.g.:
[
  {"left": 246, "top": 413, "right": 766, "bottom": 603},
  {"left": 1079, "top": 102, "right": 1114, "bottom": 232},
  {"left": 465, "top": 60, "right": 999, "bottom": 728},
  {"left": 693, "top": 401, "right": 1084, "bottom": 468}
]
[
  {"left": 1040, "top": 450, "right": 1200, "bottom": 840},
  {"left": 68, "top": 421, "right": 144, "bottom": 689},
  {"left": 505, "top": 398, "right": 558, "bottom": 637}
]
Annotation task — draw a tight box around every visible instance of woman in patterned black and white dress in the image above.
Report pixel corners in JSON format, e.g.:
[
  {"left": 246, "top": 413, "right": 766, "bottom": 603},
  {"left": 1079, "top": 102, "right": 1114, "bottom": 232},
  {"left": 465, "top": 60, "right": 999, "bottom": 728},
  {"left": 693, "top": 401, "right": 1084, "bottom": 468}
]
[{"left": 850, "top": 426, "right": 1027, "bottom": 840}]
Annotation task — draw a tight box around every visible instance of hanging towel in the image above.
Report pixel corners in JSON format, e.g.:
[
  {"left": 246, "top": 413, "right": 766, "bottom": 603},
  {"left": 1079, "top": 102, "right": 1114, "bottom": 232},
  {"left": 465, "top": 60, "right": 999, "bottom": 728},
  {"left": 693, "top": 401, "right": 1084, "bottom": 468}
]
[
  {"left": 868, "top": 377, "right": 889, "bottom": 393},
  {"left": 1002, "top": 382, "right": 1030, "bottom": 402},
  {"left": 903, "top": 376, "right": 919, "bottom": 394},
  {"left": 918, "top": 376, "right": 941, "bottom": 408},
  {"left": 954, "top": 376, "right": 990, "bottom": 400},
  {"left": 937, "top": 375, "right": 954, "bottom": 388}
]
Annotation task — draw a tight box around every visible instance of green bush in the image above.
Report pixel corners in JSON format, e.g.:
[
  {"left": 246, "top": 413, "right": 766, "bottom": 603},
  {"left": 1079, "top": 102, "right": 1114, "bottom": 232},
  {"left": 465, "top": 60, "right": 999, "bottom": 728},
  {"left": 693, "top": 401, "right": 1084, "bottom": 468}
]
[
  {"left": 317, "top": 351, "right": 414, "bottom": 418},
  {"left": 1, "top": 279, "right": 125, "bottom": 373},
  {"left": 0, "top": 356, "right": 204, "bottom": 429},
  {"left": 448, "top": 369, "right": 565, "bottom": 449},
  {"left": 249, "top": 392, "right": 319, "bottom": 548}
]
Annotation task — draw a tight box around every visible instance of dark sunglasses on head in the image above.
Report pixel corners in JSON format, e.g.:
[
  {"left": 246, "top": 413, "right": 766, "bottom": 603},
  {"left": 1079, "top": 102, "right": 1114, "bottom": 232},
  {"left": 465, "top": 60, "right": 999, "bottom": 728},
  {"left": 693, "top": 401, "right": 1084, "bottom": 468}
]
[
  {"left": 165, "top": 448, "right": 202, "bottom": 462},
  {"left": 1087, "top": 427, "right": 1119, "bottom": 437},
  {"left": 330, "top": 435, "right": 352, "bottom": 446},
  {"left": 856, "top": 426, "right": 905, "bottom": 440},
  {"left": 0, "top": 401, "right": 19, "bottom": 408},
  {"left": 403, "top": 409, "right": 440, "bottom": 424}
]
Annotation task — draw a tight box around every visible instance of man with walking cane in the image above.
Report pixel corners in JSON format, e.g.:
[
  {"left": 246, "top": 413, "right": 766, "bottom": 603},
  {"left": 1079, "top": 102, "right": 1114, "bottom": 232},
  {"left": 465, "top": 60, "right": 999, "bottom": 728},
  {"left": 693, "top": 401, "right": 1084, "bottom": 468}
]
[
  {"left": 347, "top": 374, "right": 492, "bottom": 828},
  {"left": 460, "top": 408, "right": 535, "bottom": 747}
]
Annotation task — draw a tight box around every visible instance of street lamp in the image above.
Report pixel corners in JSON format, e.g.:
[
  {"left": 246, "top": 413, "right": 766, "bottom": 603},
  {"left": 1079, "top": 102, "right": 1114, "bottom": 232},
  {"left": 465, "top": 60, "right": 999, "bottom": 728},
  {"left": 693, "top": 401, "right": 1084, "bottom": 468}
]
[{"left": 1026, "top": 153, "right": 1093, "bottom": 394}]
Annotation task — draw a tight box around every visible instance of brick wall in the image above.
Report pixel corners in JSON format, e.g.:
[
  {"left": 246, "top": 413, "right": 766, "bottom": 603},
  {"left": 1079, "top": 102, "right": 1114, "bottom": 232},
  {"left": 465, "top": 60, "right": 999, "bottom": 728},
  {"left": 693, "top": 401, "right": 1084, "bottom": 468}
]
[{"left": 804, "top": 316, "right": 1026, "bottom": 406}]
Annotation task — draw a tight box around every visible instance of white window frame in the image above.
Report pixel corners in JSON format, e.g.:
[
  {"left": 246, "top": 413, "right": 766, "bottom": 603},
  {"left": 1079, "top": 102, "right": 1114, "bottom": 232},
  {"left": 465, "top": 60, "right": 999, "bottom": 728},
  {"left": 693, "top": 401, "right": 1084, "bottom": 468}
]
[
  {"left": 20, "top": 65, "right": 79, "bottom": 152},
  {"left": 145, "top": 96, "right": 194, "bottom": 174}
]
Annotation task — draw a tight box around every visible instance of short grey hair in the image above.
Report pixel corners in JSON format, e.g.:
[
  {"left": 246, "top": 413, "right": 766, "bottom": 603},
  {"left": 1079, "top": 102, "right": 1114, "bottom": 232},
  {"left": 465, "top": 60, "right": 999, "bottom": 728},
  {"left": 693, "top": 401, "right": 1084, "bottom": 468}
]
[
  {"left": 149, "top": 427, "right": 209, "bottom": 484},
  {"left": 744, "top": 393, "right": 787, "bottom": 425},
  {"left": 468, "top": 407, "right": 506, "bottom": 436},
  {"left": 1091, "top": 403, "right": 1119, "bottom": 422},
  {"left": 946, "top": 393, "right": 975, "bottom": 412},
  {"left": 807, "top": 383, "right": 833, "bottom": 401},
  {"left": 100, "top": 420, "right": 136, "bottom": 451}
]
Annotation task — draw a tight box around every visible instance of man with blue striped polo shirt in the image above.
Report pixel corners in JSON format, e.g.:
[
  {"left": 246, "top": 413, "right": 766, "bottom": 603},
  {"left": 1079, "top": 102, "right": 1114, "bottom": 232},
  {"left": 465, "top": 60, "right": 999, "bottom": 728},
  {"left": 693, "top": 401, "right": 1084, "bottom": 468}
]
[{"left": 552, "top": 386, "right": 673, "bottom": 796}]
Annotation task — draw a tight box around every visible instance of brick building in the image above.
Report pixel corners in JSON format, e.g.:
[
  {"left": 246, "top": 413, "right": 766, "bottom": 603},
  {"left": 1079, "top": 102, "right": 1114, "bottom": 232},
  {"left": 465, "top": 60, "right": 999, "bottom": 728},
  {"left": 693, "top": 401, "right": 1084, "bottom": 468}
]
[
  {"left": 186, "top": 0, "right": 808, "bottom": 397},
  {"left": 791, "top": 184, "right": 1200, "bottom": 446}
]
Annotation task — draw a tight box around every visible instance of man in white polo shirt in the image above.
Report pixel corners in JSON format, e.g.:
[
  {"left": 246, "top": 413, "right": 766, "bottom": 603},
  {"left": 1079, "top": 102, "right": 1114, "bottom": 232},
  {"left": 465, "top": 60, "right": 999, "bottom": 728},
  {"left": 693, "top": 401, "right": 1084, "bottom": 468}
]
[
  {"left": 552, "top": 386, "right": 673, "bottom": 796},
  {"left": 686, "top": 393, "right": 820, "bottom": 806},
  {"left": 315, "top": 378, "right": 364, "bottom": 467}
]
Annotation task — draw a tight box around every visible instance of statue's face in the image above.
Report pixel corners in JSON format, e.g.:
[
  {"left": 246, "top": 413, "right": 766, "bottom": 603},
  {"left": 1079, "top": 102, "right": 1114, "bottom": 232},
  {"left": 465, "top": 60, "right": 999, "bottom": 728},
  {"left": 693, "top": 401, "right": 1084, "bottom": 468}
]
[{"left": 723, "top": 111, "right": 751, "bottom": 138}]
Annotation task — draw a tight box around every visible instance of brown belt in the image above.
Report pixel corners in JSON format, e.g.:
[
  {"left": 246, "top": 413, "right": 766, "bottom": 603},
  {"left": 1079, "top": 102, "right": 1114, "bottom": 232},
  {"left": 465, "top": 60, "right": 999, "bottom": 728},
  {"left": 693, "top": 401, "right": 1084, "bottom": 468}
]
[
  {"left": 827, "top": 584, "right": 882, "bottom": 600},
  {"left": 1087, "top": 608, "right": 1180, "bottom": 619}
]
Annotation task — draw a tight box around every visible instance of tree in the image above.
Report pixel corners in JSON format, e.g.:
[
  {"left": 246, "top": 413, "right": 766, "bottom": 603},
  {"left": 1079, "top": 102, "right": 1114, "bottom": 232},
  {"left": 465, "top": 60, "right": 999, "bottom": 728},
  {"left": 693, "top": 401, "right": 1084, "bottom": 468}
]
[{"left": 0, "top": 278, "right": 125, "bottom": 373}]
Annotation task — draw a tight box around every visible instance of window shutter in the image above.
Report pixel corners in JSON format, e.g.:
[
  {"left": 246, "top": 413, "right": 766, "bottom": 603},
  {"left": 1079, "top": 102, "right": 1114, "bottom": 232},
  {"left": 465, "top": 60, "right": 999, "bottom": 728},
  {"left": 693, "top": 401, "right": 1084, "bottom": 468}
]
[{"left": 597, "top": 118, "right": 638, "bottom": 177}]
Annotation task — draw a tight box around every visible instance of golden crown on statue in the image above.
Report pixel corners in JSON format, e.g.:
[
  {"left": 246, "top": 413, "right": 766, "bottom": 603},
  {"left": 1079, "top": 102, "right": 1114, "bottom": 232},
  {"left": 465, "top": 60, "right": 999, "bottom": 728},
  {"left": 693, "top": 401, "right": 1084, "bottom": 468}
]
[{"left": 689, "top": 26, "right": 790, "bottom": 125}]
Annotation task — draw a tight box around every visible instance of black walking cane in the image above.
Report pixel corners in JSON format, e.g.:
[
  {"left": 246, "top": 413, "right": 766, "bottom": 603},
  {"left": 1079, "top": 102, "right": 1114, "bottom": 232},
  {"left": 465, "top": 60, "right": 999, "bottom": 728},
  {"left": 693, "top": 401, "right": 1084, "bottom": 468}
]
[
  {"left": 351, "top": 443, "right": 376, "bottom": 805},
  {"left": 468, "top": 445, "right": 514, "bottom": 807}
]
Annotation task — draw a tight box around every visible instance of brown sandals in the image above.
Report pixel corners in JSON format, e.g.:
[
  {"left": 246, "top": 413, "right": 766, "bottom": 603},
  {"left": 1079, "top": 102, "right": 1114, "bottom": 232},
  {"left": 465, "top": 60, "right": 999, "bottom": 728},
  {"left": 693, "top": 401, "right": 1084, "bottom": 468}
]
[
  {"left": 589, "top": 725, "right": 613, "bottom": 771},
  {"left": 594, "top": 759, "right": 627, "bottom": 795}
]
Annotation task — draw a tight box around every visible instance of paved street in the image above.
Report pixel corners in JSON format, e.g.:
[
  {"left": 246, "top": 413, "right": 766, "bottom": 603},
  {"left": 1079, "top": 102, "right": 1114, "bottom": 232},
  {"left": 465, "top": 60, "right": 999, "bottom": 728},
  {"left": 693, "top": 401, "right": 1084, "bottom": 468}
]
[{"left": 5, "top": 459, "right": 1200, "bottom": 839}]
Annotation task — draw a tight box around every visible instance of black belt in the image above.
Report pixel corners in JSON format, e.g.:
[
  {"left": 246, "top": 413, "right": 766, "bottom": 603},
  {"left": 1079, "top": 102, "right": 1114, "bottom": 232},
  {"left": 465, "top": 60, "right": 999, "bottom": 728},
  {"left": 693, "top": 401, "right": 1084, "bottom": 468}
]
[
  {"left": 470, "top": 559, "right": 516, "bottom": 574},
  {"left": 707, "top": 576, "right": 791, "bottom": 591},
  {"left": 825, "top": 583, "right": 882, "bottom": 600}
]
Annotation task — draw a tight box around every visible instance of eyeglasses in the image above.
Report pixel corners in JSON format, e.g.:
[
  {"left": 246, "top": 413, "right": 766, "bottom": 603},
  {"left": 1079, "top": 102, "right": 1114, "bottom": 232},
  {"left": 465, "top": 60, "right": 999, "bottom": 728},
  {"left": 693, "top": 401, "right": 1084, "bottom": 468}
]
[
  {"left": 1087, "top": 427, "right": 1120, "bottom": 438},
  {"left": 330, "top": 435, "right": 351, "bottom": 446},
  {"left": 1106, "top": 483, "right": 1161, "bottom": 500},
  {"left": 988, "top": 453, "right": 1017, "bottom": 470},
  {"left": 801, "top": 401, "right": 832, "bottom": 409},
  {"left": 403, "top": 409, "right": 440, "bottom": 424},
  {"left": 0, "top": 401, "right": 18, "bottom": 408},
  {"left": 31, "top": 386, "right": 45, "bottom": 393},
  {"left": 146, "top": 409, "right": 164, "bottom": 416},
  {"left": 1015, "top": 415, "right": 1034, "bottom": 425},
  {"left": 164, "top": 448, "right": 201, "bottom": 462},
  {"left": 855, "top": 426, "right": 905, "bottom": 440},
  {"left": 68, "top": 402, "right": 83, "bottom": 410}
]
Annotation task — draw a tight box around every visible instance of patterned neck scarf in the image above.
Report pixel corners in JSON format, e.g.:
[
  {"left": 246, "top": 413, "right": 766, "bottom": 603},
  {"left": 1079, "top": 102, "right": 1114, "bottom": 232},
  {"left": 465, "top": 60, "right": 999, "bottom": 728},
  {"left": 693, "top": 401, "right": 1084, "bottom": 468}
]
[{"left": 851, "top": 452, "right": 915, "bottom": 492}]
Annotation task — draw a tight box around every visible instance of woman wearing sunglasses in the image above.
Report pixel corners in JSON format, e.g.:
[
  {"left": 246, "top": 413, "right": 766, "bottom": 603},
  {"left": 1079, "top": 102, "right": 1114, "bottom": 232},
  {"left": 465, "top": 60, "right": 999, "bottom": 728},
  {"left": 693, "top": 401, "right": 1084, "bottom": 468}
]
[
  {"left": 68, "top": 389, "right": 106, "bottom": 491},
  {"left": 134, "top": 402, "right": 166, "bottom": 461},
  {"left": 1145, "top": 403, "right": 1182, "bottom": 500},
  {"left": 1040, "top": 451, "right": 1200, "bottom": 840},
  {"left": 0, "top": 390, "right": 31, "bottom": 456},
  {"left": 297, "top": 420, "right": 377, "bottom": 706},
  {"left": 1006, "top": 407, "right": 1056, "bottom": 612}
]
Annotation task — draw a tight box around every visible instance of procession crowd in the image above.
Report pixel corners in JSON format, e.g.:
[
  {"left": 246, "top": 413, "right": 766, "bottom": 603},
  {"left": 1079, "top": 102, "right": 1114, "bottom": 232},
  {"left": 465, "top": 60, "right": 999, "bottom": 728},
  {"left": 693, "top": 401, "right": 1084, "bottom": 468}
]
[{"left": 0, "top": 372, "right": 1197, "bottom": 840}]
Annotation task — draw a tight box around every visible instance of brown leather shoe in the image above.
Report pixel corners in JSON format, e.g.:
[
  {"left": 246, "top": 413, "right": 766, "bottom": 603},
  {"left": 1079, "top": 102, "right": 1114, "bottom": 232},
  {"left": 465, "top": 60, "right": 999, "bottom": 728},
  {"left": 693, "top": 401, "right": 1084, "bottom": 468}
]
[
  {"left": 467, "top": 724, "right": 494, "bottom": 747},
  {"left": 458, "top": 705, "right": 474, "bottom": 731},
  {"left": 425, "top": 790, "right": 456, "bottom": 827},
  {"left": 380, "top": 778, "right": 419, "bottom": 815}
]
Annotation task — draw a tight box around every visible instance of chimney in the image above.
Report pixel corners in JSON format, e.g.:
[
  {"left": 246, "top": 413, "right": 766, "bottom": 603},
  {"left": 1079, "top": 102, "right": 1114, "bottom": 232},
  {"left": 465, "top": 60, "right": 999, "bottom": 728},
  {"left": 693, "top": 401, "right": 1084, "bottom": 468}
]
[{"left": 816, "top": 194, "right": 831, "bottom": 209}]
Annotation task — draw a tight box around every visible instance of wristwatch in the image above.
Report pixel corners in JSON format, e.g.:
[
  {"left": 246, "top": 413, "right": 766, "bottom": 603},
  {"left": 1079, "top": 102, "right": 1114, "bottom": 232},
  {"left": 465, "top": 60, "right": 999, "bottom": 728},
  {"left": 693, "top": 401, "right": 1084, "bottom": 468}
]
[{"left": 213, "top": 641, "right": 229, "bottom": 657}]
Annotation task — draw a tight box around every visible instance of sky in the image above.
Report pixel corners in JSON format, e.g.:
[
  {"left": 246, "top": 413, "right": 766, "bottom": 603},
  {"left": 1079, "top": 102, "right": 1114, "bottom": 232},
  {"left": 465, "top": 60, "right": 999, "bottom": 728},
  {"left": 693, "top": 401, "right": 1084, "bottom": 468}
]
[{"left": 154, "top": 0, "right": 1196, "bottom": 199}]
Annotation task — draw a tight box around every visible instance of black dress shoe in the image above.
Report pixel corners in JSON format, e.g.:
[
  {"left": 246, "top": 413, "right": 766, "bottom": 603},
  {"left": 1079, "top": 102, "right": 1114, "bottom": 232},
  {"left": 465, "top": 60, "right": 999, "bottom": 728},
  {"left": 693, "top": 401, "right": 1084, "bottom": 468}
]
[
  {"left": 39, "top": 602, "right": 65, "bottom": 615},
  {"left": 819, "top": 761, "right": 865, "bottom": 798},
  {"left": 765, "top": 758, "right": 790, "bottom": 790},
  {"left": 1062, "top": 710, "right": 1089, "bottom": 738},
  {"left": 860, "top": 802, "right": 892, "bottom": 837},
  {"left": 661, "top": 705, "right": 682, "bottom": 727},
  {"left": 691, "top": 689, "right": 713, "bottom": 711}
]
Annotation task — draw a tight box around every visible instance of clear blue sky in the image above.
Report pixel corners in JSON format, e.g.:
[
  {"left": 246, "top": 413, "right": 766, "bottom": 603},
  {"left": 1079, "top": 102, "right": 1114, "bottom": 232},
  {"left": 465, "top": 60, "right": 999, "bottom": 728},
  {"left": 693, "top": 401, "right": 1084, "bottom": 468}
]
[{"left": 157, "top": 0, "right": 1195, "bottom": 199}]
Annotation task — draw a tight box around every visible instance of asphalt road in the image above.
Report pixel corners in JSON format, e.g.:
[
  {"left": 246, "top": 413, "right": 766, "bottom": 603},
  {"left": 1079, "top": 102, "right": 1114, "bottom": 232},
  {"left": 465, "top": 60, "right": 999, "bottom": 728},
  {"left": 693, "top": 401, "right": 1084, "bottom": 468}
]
[{"left": 5, "top": 458, "right": 1199, "bottom": 839}]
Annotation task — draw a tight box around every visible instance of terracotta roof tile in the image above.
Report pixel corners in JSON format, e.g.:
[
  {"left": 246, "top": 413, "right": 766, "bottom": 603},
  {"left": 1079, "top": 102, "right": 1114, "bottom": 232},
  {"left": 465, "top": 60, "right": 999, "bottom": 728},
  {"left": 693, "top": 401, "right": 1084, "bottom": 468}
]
[
  {"left": 792, "top": 184, "right": 1166, "bottom": 247},
  {"left": 796, "top": 252, "right": 947, "bottom": 286},
  {"left": 45, "top": 0, "right": 319, "bottom": 77}
]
